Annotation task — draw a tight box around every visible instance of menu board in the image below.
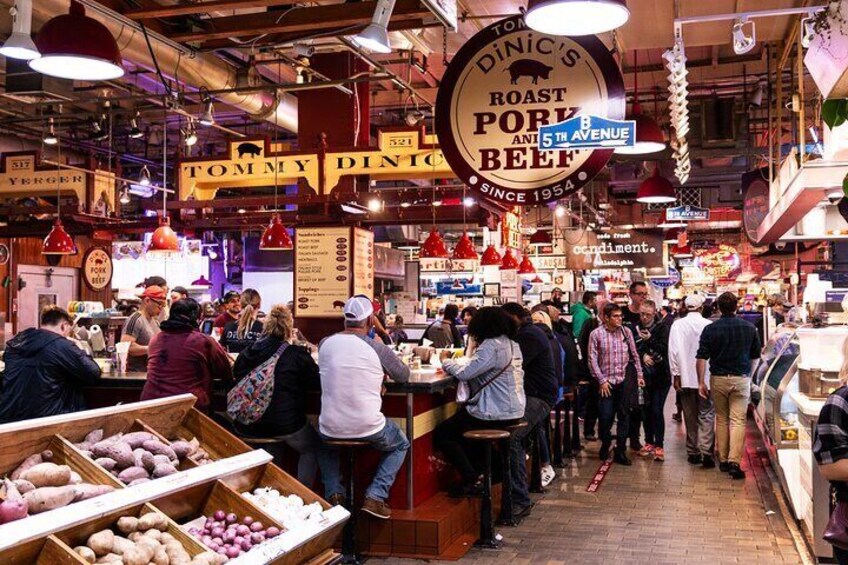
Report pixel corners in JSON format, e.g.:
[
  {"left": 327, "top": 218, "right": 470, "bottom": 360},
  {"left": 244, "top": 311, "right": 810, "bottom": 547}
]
[
  {"left": 294, "top": 227, "right": 351, "bottom": 318},
  {"left": 353, "top": 228, "right": 374, "bottom": 297}
]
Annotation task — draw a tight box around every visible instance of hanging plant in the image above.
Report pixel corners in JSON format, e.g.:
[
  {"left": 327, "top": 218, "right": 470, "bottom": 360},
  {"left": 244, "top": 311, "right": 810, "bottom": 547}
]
[
  {"left": 823, "top": 98, "right": 848, "bottom": 128},
  {"left": 812, "top": 0, "right": 848, "bottom": 52}
]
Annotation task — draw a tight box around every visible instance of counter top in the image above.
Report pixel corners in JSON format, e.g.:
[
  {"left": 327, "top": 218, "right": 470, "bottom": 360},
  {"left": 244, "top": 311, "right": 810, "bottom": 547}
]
[{"left": 789, "top": 390, "right": 827, "bottom": 417}]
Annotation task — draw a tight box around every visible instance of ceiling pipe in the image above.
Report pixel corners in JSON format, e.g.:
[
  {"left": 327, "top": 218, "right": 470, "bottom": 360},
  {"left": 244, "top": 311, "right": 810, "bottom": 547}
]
[{"left": 18, "top": 0, "right": 299, "bottom": 132}]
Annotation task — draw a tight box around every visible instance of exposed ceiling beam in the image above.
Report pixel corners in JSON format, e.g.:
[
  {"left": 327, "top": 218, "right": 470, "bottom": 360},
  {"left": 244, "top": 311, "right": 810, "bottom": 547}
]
[
  {"left": 171, "top": 0, "right": 431, "bottom": 44},
  {"left": 124, "top": 0, "right": 309, "bottom": 20}
]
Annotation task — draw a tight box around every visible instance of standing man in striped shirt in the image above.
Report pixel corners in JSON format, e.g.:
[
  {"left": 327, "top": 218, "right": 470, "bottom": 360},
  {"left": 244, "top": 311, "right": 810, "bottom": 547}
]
[{"left": 589, "top": 303, "right": 645, "bottom": 465}]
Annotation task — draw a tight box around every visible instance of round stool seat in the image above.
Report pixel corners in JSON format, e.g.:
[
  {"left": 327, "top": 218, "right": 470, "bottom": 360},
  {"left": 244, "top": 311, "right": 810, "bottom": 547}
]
[
  {"left": 503, "top": 421, "right": 529, "bottom": 434},
  {"left": 237, "top": 435, "right": 288, "bottom": 445},
  {"left": 464, "top": 429, "right": 510, "bottom": 441},
  {"left": 324, "top": 439, "right": 371, "bottom": 448}
]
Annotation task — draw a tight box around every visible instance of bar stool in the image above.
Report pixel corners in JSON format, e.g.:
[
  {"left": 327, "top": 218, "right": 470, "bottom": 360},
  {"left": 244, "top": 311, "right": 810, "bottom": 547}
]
[
  {"left": 528, "top": 422, "right": 545, "bottom": 494},
  {"left": 324, "top": 439, "right": 371, "bottom": 565},
  {"left": 552, "top": 399, "right": 565, "bottom": 467},
  {"left": 232, "top": 433, "right": 289, "bottom": 467},
  {"left": 463, "top": 429, "right": 510, "bottom": 549},
  {"left": 497, "top": 420, "right": 528, "bottom": 527}
]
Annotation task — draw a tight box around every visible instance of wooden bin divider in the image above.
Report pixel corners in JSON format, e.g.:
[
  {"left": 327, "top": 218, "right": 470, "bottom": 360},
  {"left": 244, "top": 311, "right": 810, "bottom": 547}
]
[
  {"left": 173, "top": 409, "right": 252, "bottom": 462},
  {"left": 35, "top": 535, "right": 89, "bottom": 565},
  {"left": 223, "top": 462, "right": 330, "bottom": 511},
  {"left": 140, "top": 502, "right": 210, "bottom": 557}
]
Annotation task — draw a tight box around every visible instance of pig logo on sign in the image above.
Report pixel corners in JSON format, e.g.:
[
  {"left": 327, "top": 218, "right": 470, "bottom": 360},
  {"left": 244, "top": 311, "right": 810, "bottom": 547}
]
[
  {"left": 506, "top": 59, "right": 553, "bottom": 85},
  {"left": 237, "top": 142, "right": 262, "bottom": 158}
]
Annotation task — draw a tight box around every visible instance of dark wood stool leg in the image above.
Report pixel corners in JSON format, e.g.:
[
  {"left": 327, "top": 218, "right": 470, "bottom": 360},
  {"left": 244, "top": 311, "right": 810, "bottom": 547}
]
[
  {"left": 497, "top": 437, "right": 518, "bottom": 526},
  {"left": 341, "top": 448, "right": 362, "bottom": 564},
  {"left": 553, "top": 401, "right": 564, "bottom": 467},
  {"left": 529, "top": 425, "right": 545, "bottom": 494},
  {"left": 475, "top": 441, "right": 501, "bottom": 549}
]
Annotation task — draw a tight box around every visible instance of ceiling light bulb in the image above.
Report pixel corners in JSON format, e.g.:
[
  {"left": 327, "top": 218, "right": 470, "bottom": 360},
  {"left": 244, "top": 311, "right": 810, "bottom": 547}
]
[
  {"left": 183, "top": 122, "right": 197, "bottom": 146},
  {"left": 732, "top": 17, "right": 756, "bottom": 55},
  {"left": 463, "top": 196, "right": 475, "bottom": 207},
  {"left": 400, "top": 201, "right": 411, "bottom": 208},
  {"left": 0, "top": 0, "right": 40, "bottom": 60},
  {"left": 43, "top": 118, "right": 58, "bottom": 145},
  {"left": 128, "top": 116, "right": 143, "bottom": 139},
  {"left": 828, "top": 189, "right": 844, "bottom": 201},
  {"left": 119, "top": 184, "right": 130, "bottom": 204},
  {"left": 555, "top": 204, "right": 566, "bottom": 218},
  {"left": 432, "top": 199, "right": 443, "bottom": 207},
  {"left": 352, "top": 0, "right": 395, "bottom": 53},
  {"left": 801, "top": 12, "right": 817, "bottom": 48},
  {"left": 138, "top": 165, "right": 151, "bottom": 186},
  {"left": 198, "top": 98, "right": 215, "bottom": 127},
  {"left": 368, "top": 198, "right": 383, "bottom": 212},
  {"left": 524, "top": 0, "right": 630, "bottom": 36}
]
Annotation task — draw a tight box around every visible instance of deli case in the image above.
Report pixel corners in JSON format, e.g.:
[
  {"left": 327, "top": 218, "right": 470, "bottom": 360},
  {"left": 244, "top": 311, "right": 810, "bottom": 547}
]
[{"left": 754, "top": 326, "right": 848, "bottom": 561}]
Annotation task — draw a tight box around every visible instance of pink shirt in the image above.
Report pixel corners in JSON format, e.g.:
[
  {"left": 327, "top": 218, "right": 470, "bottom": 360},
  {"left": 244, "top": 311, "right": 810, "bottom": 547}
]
[{"left": 588, "top": 325, "right": 643, "bottom": 386}]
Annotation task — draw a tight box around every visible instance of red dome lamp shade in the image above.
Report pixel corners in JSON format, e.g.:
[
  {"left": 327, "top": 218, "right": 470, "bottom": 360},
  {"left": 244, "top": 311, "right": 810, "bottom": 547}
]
[
  {"left": 518, "top": 254, "right": 536, "bottom": 275},
  {"left": 42, "top": 219, "right": 77, "bottom": 255},
  {"left": 671, "top": 243, "right": 693, "bottom": 258},
  {"left": 259, "top": 214, "right": 293, "bottom": 250},
  {"left": 481, "top": 244, "right": 502, "bottom": 266},
  {"left": 420, "top": 227, "right": 449, "bottom": 258},
  {"left": 663, "top": 228, "right": 682, "bottom": 244},
  {"left": 28, "top": 0, "right": 124, "bottom": 81},
  {"left": 637, "top": 167, "right": 676, "bottom": 204},
  {"left": 500, "top": 248, "right": 520, "bottom": 270},
  {"left": 529, "top": 229, "right": 552, "bottom": 247},
  {"left": 615, "top": 103, "right": 666, "bottom": 156},
  {"left": 452, "top": 232, "right": 479, "bottom": 260},
  {"left": 147, "top": 216, "right": 180, "bottom": 254}
]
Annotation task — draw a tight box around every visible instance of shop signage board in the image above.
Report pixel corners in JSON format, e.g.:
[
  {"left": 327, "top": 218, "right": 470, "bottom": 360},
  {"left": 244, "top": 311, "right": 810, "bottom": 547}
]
[
  {"left": 353, "top": 227, "right": 374, "bottom": 297},
  {"left": 539, "top": 115, "right": 634, "bottom": 150},
  {"left": 502, "top": 209, "right": 522, "bottom": 250},
  {"left": 294, "top": 227, "right": 352, "bottom": 318},
  {"left": 666, "top": 205, "right": 710, "bottom": 222},
  {"left": 694, "top": 243, "right": 742, "bottom": 280},
  {"left": 742, "top": 168, "right": 770, "bottom": 243},
  {"left": 81, "top": 247, "right": 113, "bottom": 292},
  {"left": 419, "top": 257, "right": 479, "bottom": 272},
  {"left": 564, "top": 229, "right": 665, "bottom": 270},
  {"left": 650, "top": 266, "right": 680, "bottom": 289},
  {"left": 435, "top": 15, "right": 625, "bottom": 205},
  {"left": 422, "top": 0, "right": 457, "bottom": 30}
]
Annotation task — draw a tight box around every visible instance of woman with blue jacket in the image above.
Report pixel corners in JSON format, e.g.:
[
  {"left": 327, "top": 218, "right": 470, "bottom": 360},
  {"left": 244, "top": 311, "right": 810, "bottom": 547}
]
[{"left": 434, "top": 307, "right": 526, "bottom": 496}]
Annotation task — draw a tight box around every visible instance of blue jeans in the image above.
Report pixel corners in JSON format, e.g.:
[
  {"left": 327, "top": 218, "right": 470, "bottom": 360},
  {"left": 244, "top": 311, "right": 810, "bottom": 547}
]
[
  {"left": 318, "top": 419, "right": 410, "bottom": 503},
  {"left": 598, "top": 381, "right": 630, "bottom": 453},
  {"left": 644, "top": 385, "right": 671, "bottom": 448},
  {"left": 511, "top": 396, "right": 551, "bottom": 508}
]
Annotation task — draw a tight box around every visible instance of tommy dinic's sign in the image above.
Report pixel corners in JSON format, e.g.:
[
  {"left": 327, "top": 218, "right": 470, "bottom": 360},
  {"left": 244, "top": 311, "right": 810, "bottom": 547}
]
[{"left": 178, "top": 128, "right": 451, "bottom": 200}]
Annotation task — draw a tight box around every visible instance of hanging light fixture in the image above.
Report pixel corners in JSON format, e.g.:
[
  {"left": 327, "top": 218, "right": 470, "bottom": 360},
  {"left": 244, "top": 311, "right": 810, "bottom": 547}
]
[
  {"left": 663, "top": 228, "right": 682, "bottom": 244},
  {"left": 500, "top": 248, "right": 520, "bottom": 270},
  {"left": 119, "top": 183, "right": 131, "bottom": 204},
  {"left": 128, "top": 112, "right": 143, "bottom": 139},
  {"left": 518, "top": 253, "right": 536, "bottom": 275},
  {"left": 43, "top": 117, "right": 58, "bottom": 145},
  {"left": 637, "top": 167, "right": 676, "bottom": 204},
  {"left": 28, "top": 0, "right": 123, "bottom": 80},
  {"left": 182, "top": 119, "right": 198, "bottom": 146},
  {"left": 42, "top": 129, "right": 76, "bottom": 255},
  {"left": 616, "top": 51, "right": 666, "bottom": 156},
  {"left": 138, "top": 165, "right": 151, "bottom": 186},
  {"left": 529, "top": 229, "right": 552, "bottom": 247},
  {"left": 481, "top": 244, "right": 502, "bottom": 266},
  {"left": 671, "top": 242, "right": 693, "bottom": 258},
  {"left": 147, "top": 108, "right": 180, "bottom": 256},
  {"left": 198, "top": 95, "right": 215, "bottom": 127},
  {"left": 524, "top": 0, "right": 630, "bottom": 36},
  {"left": 420, "top": 227, "right": 449, "bottom": 258},
  {"left": 452, "top": 232, "right": 479, "bottom": 260},
  {"left": 261, "top": 75, "right": 294, "bottom": 251},
  {"left": 732, "top": 17, "right": 756, "bottom": 55},
  {"left": 352, "top": 0, "right": 395, "bottom": 53},
  {"left": 0, "top": 0, "right": 40, "bottom": 60}
]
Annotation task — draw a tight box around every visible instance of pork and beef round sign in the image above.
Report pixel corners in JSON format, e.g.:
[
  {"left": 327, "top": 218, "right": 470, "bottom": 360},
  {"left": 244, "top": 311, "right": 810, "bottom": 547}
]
[{"left": 435, "top": 16, "right": 625, "bottom": 205}]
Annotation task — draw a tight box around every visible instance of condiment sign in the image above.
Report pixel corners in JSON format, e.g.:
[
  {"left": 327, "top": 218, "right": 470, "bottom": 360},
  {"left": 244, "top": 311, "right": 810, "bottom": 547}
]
[
  {"left": 565, "top": 229, "right": 665, "bottom": 270},
  {"left": 666, "top": 205, "right": 710, "bottom": 222},
  {"left": 436, "top": 16, "right": 625, "bottom": 205},
  {"left": 82, "top": 247, "right": 113, "bottom": 292}
]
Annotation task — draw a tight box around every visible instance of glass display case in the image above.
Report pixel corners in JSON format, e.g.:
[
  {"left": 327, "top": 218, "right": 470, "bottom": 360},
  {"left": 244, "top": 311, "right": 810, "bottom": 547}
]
[{"left": 755, "top": 330, "right": 801, "bottom": 449}]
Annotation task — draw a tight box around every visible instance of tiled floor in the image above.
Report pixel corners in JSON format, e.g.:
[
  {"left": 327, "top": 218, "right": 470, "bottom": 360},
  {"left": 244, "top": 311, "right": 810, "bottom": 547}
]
[{"left": 372, "top": 406, "right": 808, "bottom": 565}]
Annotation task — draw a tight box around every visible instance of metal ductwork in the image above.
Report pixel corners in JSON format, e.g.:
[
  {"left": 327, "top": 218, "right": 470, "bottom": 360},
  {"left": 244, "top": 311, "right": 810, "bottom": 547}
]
[{"left": 13, "top": 0, "right": 298, "bottom": 132}]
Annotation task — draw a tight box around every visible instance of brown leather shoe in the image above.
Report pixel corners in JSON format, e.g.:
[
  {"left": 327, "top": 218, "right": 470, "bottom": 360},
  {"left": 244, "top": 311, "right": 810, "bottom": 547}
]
[{"left": 361, "top": 497, "right": 391, "bottom": 520}]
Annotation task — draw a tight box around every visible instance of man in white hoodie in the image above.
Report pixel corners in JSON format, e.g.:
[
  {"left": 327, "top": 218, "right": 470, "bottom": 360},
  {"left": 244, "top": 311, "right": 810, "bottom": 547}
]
[{"left": 669, "top": 294, "right": 716, "bottom": 468}]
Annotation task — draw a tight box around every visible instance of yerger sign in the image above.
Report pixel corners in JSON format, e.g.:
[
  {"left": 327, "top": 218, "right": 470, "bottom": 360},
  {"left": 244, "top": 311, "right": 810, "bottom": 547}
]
[{"left": 436, "top": 16, "right": 625, "bottom": 205}]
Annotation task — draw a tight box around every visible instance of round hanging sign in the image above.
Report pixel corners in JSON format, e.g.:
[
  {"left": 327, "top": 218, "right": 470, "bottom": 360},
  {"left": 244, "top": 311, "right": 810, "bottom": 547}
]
[
  {"left": 0, "top": 243, "right": 8, "bottom": 265},
  {"left": 82, "top": 247, "right": 113, "bottom": 292},
  {"left": 436, "top": 16, "right": 625, "bottom": 205}
]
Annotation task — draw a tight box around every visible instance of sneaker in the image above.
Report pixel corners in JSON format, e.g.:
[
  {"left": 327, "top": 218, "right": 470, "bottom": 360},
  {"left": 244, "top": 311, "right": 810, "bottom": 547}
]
[
  {"left": 328, "top": 493, "right": 346, "bottom": 508},
  {"left": 727, "top": 463, "right": 746, "bottom": 480},
  {"left": 599, "top": 443, "right": 610, "bottom": 461},
  {"left": 362, "top": 497, "right": 392, "bottom": 519},
  {"left": 638, "top": 444, "right": 655, "bottom": 457},
  {"left": 613, "top": 451, "right": 632, "bottom": 466},
  {"left": 687, "top": 454, "right": 703, "bottom": 465},
  {"left": 540, "top": 464, "right": 556, "bottom": 487},
  {"left": 701, "top": 455, "right": 716, "bottom": 469},
  {"left": 653, "top": 447, "right": 665, "bottom": 462},
  {"left": 719, "top": 461, "right": 731, "bottom": 473},
  {"left": 513, "top": 502, "right": 534, "bottom": 519}
]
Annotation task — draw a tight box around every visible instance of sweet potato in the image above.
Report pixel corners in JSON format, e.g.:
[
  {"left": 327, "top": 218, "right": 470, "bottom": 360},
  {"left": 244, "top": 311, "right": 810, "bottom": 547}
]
[
  {"left": 127, "top": 478, "right": 150, "bottom": 487},
  {"left": 69, "top": 471, "right": 83, "bottom": 485},
  {"left": 9, "top": 450, "right": 52, "bottom": 481},
  {"left": 141, "top": 440, "right": 177, "bottom": 462},
  {"left": 117, "top": 466, "right": 149, "bottom": 483},
  {"left": 122, "top": 431, "right": 158, "bottom": 449},
  {"left": 73, "top": 483, "right": 115, "bottom": 502},
  {"left": 152, "top": 463, "right": 178, "bottom": 478},
  {"left": 23, "top": 485, "right": 76, "bottom": 513},
  {"left": 151, "top": 454, "right": 171, "bottom": 467},
  {"left": 12, "top": 479, "right": 35, "bottom": 494},
  {"left": 169, "top": 440, "right": 193, "bottom": 459},
  {"left": 92, "top": 441, "right": 134, "bottom": 468},
  {"left": 0, "top": 479, "right": 28, "bottom": 524},
  {"left": 20, "top": 462, "right": 72, "bottom": 487},
  {"left": 74, "top": 441, "right": 92, "bottom": 452},
  {"left": 94, "top": 457, "right": 117, "bottom": 471},
  {"left": 73, "top": 546, "right": 96, "bottom": 563},
  {"left": 132, "top": 448, "right": 155, "bottom": 471},
  {"left": 84, "top": 429, "right": 104, "bottom": 444}
]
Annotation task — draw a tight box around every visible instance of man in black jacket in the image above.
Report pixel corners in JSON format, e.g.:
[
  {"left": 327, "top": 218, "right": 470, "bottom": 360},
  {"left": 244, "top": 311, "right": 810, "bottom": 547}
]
[
  {"left": 502, "top": 302, "right": 557, "bottom": 519},
  {"left": 0, "top": 307, "right": 101, "bottom": 423}
]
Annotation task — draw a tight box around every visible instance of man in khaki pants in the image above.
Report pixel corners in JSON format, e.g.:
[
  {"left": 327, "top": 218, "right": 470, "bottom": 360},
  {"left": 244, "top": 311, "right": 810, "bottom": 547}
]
[{"left": 695, "top": 292, "right": 761, "bottom": 480}]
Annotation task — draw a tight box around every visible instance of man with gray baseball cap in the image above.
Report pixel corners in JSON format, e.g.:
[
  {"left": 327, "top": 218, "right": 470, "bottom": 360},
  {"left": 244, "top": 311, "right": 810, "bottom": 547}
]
[{"left": 317, "top": 295, "right": 411, "bottom": 519}]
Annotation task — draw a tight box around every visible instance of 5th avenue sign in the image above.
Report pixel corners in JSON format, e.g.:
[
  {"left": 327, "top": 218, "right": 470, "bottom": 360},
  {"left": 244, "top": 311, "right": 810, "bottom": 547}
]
[{"left": 435, "top": 15, "right": 625, "bottom": 205}]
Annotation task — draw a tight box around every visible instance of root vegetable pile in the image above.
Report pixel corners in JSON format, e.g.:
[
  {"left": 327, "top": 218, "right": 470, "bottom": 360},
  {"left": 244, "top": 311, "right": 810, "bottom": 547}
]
[
  {"left": 187, "top": 509, "right": 282, "bottom": 560},
  {"left": 242, "top": 488, "right": 325, "bottom": 530}
]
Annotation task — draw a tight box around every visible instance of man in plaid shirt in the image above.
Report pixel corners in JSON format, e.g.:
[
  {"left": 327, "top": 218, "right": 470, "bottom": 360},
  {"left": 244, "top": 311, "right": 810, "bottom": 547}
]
[
  {"left": 815, "top": 384, "right": 848, "bottom": 563},
  {"left": 589, "top": 303, "right": 645, "bottom": 465}
]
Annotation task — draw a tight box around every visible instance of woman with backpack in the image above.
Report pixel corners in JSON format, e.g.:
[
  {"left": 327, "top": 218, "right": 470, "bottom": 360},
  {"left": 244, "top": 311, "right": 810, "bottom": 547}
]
[
  {"left": 231, "top": 304, "right": 322, "bottom": 485},
  {"left": 221, "top": 288, "right": 264, "bottom": 353}
]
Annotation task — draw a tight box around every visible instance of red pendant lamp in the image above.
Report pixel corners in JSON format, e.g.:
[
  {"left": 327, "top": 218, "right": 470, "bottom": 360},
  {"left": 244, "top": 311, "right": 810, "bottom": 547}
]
[
  {"left": 518, "top": 254, "right": 536, "bottom": 275},
  {"left": 663, "top": 228, "right": 682, "bottom": 244},
  {"left": 615, "top": 103, "right": 666, "bottom": 155},
  {"left": 452, "top": 232, "right": 478, "bottom": 260},
  {"left": 148, "top": 216, "right": 180, "bottom": 254},
  {"left": 42, "top": 219, "right": 77, "bottom": 255},
  {"left": 260, "top": 213, "right": 293, "bottom": 250},
  {"left": 420, "top": 227, "right": 449, "bottom": 258},
  {"left": 637, "top": 167, "right": 676, "bottom": 204},
  {"left": 671, "top": 243, "right": 693, "bottom": 258},
  {"left": 529, "top": 229, "right": 552, "bottom": 247},
  {"left": 500, "top": 248, "right": 520, "bottom": 270},
  {"left": 481, "top": 244, "right": 502, "bottom": 266}
]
